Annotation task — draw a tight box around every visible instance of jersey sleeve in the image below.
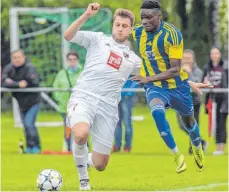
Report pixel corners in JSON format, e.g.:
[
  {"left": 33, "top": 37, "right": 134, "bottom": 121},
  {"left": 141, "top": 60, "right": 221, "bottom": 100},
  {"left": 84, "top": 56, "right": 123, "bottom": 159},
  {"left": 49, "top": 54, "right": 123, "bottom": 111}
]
[
  {"left": 167, "top": 29, "right": 183, "bottom": 59},
  {"left": 131, "top": 55, "right": 141, "bottom": 75},
  {"left": 69, "top": 31, "right": 102, "bottom": 49}
]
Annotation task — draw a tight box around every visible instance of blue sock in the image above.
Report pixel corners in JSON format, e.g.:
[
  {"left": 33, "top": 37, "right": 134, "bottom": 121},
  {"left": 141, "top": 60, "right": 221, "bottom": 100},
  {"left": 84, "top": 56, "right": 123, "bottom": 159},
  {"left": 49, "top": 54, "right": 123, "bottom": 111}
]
[
  {"left": 151, "top": 105, "right": 177, "bottom": 150},
  {"left": 184, "top": 121, "right": 201, "bottom": 147}
]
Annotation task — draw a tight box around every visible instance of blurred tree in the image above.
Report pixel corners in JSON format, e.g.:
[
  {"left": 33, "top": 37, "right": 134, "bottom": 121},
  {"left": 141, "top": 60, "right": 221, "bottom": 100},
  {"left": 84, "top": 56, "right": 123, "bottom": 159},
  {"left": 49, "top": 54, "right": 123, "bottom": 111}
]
[
  {"left": 218, "top": 0, "right": 228, "bottom": 54},
  {"left": 1, "top": 29, "right": 10, "bottom": 68},
  {"left": 186, "top": 0, "right": 212, "bottom": 67},
  {"left": 160, "top": 0, "right": 181, "bottom": 28},
  {"left": 4, "top": 0, "right": 225, "bottom": 68},
  {"left": 176, "top": 0, "right": 188, "bottom": 35},
  {"left": 208, "top": 0, "right": 216, "bottom": 40}
]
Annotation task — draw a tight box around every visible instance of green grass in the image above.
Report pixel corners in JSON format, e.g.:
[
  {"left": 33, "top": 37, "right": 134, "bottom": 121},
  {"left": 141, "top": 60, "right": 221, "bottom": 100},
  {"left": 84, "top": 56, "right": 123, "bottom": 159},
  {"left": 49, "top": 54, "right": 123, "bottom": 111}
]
[{"left": 1, "top": 106, "right": 228, "bottom": 191}]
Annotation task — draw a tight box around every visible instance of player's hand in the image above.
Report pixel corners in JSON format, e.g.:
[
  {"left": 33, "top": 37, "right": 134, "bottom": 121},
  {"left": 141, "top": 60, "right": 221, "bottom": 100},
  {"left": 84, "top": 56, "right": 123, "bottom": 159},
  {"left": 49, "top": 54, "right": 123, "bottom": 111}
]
[
  {"left": 182, "top": 64, "right": 192, "bottom": 73},
  {"left": 19, "top": 80, "right": 28, "bottom": 88},
  {"left": 5, "top": 78, "right": 14, "bottom": 84},
  {"left": 188, "top": 81, "right": 214, "bottom": 95},
  {"left": 85, "top": 3, "right": 100, "bottom": 17},
  {"left": 130, "top": 75, "right": 149, "bottom": 84}
]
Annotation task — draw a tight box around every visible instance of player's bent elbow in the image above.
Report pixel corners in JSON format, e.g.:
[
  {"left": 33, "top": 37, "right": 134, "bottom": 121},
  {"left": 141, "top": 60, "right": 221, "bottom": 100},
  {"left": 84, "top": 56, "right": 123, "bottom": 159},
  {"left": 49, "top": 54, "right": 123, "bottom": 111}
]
[
  {"left": 173, "top": 72, "right": 180, "bottom": 77},
  {"left": 64, "top": 32, "right": 72, "bottom": 41},
  {"left": 171, "top": 67, "right": 180, "bottom": 77}
]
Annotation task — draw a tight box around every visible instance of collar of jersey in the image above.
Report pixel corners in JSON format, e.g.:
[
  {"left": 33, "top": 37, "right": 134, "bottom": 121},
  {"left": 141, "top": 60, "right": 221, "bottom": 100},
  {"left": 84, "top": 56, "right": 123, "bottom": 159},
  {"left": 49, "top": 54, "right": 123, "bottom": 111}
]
[
  {"left": 106, "top": 36, "right": 130, "bottom": 50},
  {"left": 146, "top": 21, "right": 163, "bottom": 37}
]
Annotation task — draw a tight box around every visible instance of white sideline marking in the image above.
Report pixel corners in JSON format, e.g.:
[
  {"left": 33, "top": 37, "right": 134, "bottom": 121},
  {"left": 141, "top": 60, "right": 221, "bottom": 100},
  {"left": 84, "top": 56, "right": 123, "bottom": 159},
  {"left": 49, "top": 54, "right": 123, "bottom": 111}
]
[{"left": 173, "top": 182, "right": 228, "bottom": 191}]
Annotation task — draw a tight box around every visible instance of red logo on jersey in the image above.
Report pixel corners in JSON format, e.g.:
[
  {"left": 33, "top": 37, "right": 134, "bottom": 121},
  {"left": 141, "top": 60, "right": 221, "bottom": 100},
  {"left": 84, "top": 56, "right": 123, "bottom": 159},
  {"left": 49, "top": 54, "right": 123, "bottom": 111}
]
[{"left": 107, "top": 51, "right": 122, "bottom": 70}]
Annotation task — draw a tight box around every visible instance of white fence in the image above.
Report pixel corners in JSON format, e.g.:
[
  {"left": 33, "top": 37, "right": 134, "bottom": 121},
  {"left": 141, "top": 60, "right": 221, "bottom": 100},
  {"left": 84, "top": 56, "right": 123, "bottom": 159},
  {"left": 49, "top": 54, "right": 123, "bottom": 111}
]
[
  {"left": 1, "top": 87, "right": 228, "bottom": 138},
  {"left": 1, "top": 87, "right": 228, "bottom": 93}
]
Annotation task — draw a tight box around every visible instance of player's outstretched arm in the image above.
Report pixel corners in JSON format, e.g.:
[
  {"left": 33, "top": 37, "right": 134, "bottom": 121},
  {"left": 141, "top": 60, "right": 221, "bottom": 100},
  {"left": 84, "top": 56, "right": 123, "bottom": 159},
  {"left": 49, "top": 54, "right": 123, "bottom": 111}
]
[
  {"left": 64, "top": 2, "right": 100, "bottom": 41},
  {"left": 188, "top": 81, "right": 214, "bottom": 95}
]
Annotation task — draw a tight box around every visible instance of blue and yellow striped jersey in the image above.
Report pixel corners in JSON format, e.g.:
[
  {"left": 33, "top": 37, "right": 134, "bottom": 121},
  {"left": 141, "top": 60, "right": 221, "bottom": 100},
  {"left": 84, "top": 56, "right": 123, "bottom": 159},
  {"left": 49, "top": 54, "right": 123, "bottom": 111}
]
[{"left": 132, "top": 21, "right": 188, "bottom": 89}]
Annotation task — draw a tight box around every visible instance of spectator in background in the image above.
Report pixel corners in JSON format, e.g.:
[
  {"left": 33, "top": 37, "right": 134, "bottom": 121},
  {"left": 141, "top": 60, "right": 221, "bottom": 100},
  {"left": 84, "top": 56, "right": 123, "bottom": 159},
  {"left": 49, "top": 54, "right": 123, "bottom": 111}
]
[
  {"left": 177, "top": 49, "right": 207, "bottom": 154},
  {"left": 113, "top": 77, "right": 139, "bottom": 152},
  {"left": 2, "top": 49, "right": 41, "bottom": 153},
  {"left": 53, "top": 51, "right": 82, "bottom": 152},
  {"left": 203, "top": 47, "right": 228, "bottom": 155}
]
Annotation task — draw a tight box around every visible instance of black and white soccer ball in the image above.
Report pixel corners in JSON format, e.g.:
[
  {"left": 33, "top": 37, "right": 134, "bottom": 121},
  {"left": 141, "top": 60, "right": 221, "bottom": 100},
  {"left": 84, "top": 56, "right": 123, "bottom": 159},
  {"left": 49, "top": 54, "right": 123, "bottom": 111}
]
[{"left": 36, "top": 169, "right": 63, "bottom": 191}]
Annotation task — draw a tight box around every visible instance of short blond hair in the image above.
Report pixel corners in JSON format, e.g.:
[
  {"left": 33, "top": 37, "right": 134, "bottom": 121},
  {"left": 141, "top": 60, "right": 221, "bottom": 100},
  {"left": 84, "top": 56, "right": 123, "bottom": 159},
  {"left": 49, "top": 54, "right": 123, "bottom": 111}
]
[{"left": 113, "top": 9, "right": 135, "bottom": 27}]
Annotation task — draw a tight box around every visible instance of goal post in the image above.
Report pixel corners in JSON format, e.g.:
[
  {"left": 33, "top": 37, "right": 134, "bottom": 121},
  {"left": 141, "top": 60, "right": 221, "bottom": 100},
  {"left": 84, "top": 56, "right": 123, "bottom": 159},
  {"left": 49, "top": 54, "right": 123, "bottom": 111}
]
[{"left": 9, "top": 7, "right": 113, "bottom": 127}]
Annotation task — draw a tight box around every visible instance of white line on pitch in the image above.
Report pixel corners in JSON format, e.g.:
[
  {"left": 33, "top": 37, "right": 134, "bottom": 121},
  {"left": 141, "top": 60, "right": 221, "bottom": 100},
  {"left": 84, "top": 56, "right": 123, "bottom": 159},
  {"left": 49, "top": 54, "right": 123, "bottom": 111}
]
[{"left": 172, "top": 182, "right": 228, "bottom": 191}]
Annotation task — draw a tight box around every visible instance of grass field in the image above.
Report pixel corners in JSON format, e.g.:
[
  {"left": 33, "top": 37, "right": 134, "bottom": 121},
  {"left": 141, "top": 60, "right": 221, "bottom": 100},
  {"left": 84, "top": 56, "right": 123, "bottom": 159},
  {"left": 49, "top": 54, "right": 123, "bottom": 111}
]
[{"left": 1, "top": 106, "right": 228, "bottom": 191}]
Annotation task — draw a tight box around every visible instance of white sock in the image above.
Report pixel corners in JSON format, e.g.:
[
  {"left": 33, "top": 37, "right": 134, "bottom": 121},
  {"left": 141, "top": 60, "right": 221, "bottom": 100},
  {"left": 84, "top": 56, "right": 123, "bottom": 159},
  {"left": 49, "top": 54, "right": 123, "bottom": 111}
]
[
  {"left": 72, "top": 141, "right": 89, "bottom": 180},
  {"left": 87, "top": 152, "right": 94, "bottom": 167},
  {"left": 171, "top": 146, "right": 179, "bottom": 154}
]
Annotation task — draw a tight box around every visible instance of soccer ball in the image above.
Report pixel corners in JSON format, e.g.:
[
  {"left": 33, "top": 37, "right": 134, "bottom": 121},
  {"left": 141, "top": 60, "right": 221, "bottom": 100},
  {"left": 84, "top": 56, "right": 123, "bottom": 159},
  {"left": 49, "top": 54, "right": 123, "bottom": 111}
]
[{"left": 36, "top": 169, "right": 63, "bottom": 191}]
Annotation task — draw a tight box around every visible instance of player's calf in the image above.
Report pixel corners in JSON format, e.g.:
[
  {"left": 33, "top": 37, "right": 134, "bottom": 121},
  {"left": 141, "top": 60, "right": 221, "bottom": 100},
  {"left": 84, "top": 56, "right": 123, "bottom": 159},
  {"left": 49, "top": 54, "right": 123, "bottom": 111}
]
[
  {"left": 181, "top": 116, "right": 201, "bottom": 148},
  {"left": 151, "top": 106, "right": 177, "bottom": 151},
  {"left": 181, "top": 115, "right": 204, "bottom": 171},
  {"left": 70, "top": 122, "right": 91, "bottom": 190}
]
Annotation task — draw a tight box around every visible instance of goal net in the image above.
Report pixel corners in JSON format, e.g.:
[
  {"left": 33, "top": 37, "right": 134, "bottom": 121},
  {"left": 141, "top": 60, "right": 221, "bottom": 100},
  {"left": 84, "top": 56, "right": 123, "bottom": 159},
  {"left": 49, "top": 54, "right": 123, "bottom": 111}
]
[{"left": 10, "top": 7, "right": 113, "bottom": 127}]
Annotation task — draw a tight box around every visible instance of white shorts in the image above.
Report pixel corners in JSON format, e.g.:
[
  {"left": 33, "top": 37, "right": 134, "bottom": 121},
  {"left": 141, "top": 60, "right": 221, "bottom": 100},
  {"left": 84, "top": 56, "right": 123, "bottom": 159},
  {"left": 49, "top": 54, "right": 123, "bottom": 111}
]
[{"left": 67, "top": 91, "right": 119, "bottom": 155}]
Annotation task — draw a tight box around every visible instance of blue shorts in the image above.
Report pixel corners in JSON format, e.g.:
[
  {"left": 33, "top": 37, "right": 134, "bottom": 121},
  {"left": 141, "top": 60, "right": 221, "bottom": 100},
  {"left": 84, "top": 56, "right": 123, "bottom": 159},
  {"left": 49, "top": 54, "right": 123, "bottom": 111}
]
[{"left": 145, "top": 81, "right": 194, "bottom": 116}]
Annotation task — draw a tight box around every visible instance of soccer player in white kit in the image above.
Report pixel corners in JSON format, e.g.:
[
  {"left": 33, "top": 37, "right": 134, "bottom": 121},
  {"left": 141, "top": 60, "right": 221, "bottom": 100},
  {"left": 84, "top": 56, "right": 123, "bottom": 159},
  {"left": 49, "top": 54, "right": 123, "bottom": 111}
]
[{"left": 64, "top": 3, "right": 140, "bottom": 190}]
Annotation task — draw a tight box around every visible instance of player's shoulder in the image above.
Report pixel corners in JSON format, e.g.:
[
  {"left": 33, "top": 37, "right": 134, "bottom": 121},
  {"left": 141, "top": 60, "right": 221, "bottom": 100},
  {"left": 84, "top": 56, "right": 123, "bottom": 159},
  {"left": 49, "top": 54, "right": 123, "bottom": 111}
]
[
  {"left": 97, "top": 32, "right": 111, "bottom": 42},
  {"left": 162, "top": 21, "right": 181, "bottom": 33},
  {"left": 81, "top": 31, "right": 105, "bottom": 41},
  {"left": 93, "top": 31, "right": 106, "bottom": 39},
  {"left": 162, "top": 21, "right": 183, "bottom": 45}
]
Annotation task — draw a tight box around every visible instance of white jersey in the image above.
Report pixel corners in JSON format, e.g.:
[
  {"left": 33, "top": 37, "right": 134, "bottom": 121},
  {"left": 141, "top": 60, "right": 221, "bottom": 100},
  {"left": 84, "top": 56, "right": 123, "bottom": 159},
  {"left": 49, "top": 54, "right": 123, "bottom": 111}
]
[{"left": 69, "top": 31, "right": 141, "bottom": 106}]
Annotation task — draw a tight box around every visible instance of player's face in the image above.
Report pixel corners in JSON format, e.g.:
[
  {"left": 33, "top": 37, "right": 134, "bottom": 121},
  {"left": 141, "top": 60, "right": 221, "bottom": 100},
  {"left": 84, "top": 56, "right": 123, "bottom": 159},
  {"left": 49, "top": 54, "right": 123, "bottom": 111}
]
[
  {"left": 112, "top": 16, "right": 132, "bottom": 43},
  {"left": 210, "top": 48, "right": 221, "bottom": 65},
  {"left": 182, "top": 52, "right": 194, "bottom": 67},
  {"left": 140, "top": 9, "right": 160, "bottom": 32},
  {"left": 11, "top": 51, "right": 25, "bottom": 67},
  {"left": 67, "top": 55, "right": 79, "bottom": 67}
]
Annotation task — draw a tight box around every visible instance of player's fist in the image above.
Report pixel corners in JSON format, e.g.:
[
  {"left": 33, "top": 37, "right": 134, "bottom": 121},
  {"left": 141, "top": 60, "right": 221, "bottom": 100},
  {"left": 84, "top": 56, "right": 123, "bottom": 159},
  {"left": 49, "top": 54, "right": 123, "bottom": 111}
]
[{"left": 85, "top": 3, "right": 100, "bottom": 17}]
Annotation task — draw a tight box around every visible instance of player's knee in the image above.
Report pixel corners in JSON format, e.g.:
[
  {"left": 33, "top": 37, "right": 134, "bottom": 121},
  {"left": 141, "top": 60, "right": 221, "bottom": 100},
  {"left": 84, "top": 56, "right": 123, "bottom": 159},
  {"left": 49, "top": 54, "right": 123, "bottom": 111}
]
[
  {"left": 72, "top": 127, "right": 89, "bottom": 144},
  {"left": 181, "top": 115, "right": 196, "bottom": 129},
  {"left": 74, "top": 132, "right": 88, "bottom": 144},
  {"left": 94, "top": 161, "right": 107, "bottom": 171}
]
